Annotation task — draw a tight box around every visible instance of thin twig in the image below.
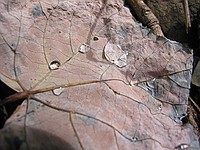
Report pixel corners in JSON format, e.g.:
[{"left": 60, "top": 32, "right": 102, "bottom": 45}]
[
  {"left": 189, "top": 96, "right": 200, "bottom": 113},
  {"left": 183, "top": 0, "right": 191, "bottom": 33}
]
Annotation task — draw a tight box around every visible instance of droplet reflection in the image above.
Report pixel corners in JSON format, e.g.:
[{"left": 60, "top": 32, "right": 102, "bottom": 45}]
[
  {"left": 78, "top": 43, "right": 89, "bottom": 53},
  {"left": 93, "top": 36, "right": 99, "bottom": 41},
  {"left": 49, "top": 60, "right": 61, "bottom": 70},
  {"left": 52, "top": 87, "right": 64, "bottom": 96}
]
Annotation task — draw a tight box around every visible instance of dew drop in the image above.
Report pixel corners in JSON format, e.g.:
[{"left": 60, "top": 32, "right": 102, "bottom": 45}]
[
  {"left": 78, "top": 43, "right": 89, "bottom": 53},
  {"left": 175, "top": 144, "right": 189, "bottom": 149},
  {"left": 104, "top": 43, "right": 128, "bottom": 68},
  {"left": 130, "top": 80, "right": 137, "bottom": 86},
  {"left": 52, "top": 87, "right": 64, "bottom": 96},
  {"left": 47, "top": 8, "right": 53, "bottom": 14},
  {"left": 131, "top": 137, "right": 137, "bottom": 142},
  {"left": 49, "top": 60, "right": 61, "bottom": 70},
  {"left": 32, "top": 5, "right": 43, "bottom": 17},
  {"left": 179, "top": 113, "right": 188, "bottom": 124},
  {"left": 93, "top": 36, "right": 99, "bottom": 41},
  {"left": 11, "top": 43, "right": 16, "bottom": 49},
  {"left": 158, "top": 104, "right": 162, "bottom": 111}
]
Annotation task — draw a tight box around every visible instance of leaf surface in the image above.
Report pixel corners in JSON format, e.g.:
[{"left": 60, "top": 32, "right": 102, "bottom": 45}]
[{"left": 0, "top": 0, "right": 199, "bottom": 149}]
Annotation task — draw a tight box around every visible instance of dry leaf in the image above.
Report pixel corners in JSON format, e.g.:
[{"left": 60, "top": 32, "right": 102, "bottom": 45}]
[{"left": 0, "top": 0, "right": 199, "bottom": 150}]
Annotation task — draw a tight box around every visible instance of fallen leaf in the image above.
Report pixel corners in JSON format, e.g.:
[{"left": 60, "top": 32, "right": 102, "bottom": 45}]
[{"left": 0, "top": 0, "right": 199, "bottom": 150}]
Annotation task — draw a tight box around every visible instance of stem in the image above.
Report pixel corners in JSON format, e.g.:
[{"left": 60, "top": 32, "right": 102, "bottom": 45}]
[{"left": 2, "top": 91, "right": 30, "bottom": 106}]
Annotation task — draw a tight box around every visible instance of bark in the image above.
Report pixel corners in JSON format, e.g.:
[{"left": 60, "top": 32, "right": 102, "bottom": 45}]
[
  {"left": 127, "top": 0, "right": 164, "bottom": 36},
  {"left": 183, "top": 0, "right": 191, "bottom": 33}
]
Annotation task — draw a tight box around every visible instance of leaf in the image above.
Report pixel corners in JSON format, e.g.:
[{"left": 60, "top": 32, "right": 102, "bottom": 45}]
[{"left": 0, "top": 0, "right": 199, "bottom": 150}]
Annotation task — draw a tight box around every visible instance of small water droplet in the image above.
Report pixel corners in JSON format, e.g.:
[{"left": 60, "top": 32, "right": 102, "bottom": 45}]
[
  {"left": 49, "top": 60, "right": 61, "bottom": 70},
  {"left": 78, "top": 43, "right": 89, "bottom": 53},
  {"left": 131, "top": 137, "right": 137, "bottom": 142},
  {"left": 93, "top": 36, "right": 99, "bottom": 41},
  {"left": 158, "top": 104, "right": 162, "bottom": 111},
  {"left": 179, "top": 114, "right": 188, "bottom": 124},
  {"left": 32, "top": 5, "right": 43, "bottom": 17},
  {"left": 130, "top": 80, "right": 137, "bottom": 86},
  {"left": 11, "top": 43, "right": 16, "bottom": 48},
  {"left": 175, "top": 144, "right": 189, "bottom": 149},
  {"left": 180, "top": 144, "right": 189, "bottom": 149},
  {"left": 52, "top": 87, "right": 64, "bottom": 96},
  {"left": 47, "top": 8, "right": 53, "bottom": 13}
]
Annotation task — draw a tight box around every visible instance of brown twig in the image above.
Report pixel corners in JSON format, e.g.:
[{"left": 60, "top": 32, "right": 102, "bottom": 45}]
[
  {"left": 183, "top": 0, "right": 191, "bottom": 33},
  {"left": 188, "top": 96, "right": 200, "bottom": 113},
  {"left": 126, "top": 0, "right": 164, "bottom": 36},
  {"left": 2, "top": 91, "right": 30, "bottom": 106}
]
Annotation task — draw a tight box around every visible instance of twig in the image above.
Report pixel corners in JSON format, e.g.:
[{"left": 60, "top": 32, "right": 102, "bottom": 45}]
[
  {"left": 183, "top": 0, "right": 191, "bottom": 33},
  {"left": 126, "top": 0, "right": 164, "bottom": 36},
  {"left": 189, "top": 96, "right": 200, "bottom": 113}
]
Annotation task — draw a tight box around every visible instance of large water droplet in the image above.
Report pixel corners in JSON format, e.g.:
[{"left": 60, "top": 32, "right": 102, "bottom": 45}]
[
  {"left": 104, "top": 43, "right": 128, "bottom": 68},
  {"left": 49, "top": 60, "right": 61, "bottom": 70},
  {"left": 114, "top": 50, "right": 128, "bottom": 68},
  {"left": 52, "top": 87, "right": 64, "bottom": 96}
]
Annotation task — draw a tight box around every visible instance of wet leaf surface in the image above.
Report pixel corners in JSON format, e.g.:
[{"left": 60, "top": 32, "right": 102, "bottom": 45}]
[{"left": 0, "top": 0, "right": 199, "bottom": 149}]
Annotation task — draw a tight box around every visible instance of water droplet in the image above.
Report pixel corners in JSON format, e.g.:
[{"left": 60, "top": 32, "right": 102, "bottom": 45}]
[
  {"left": 93, "top": 36, "right": 99, "bottom": 41},
  {"left": 158, "top": 104, "right": 162, "bottom": 111},
  {"left": 49, "top": 60, "right": 61, "bottom": 70},
  {"left": 131, "top": 137, "right": 137, "bottom": 142},
  {"left": 180, "top": 144, "right": 189, "bottom": 149},
  {"left": 52, "top": 87, "right": 64, "bottom": 96},
  {"left": 11, "top": 43, "right": 16, "bottom": 48},
  {"left": 175, "top": 144, "right": 189, "bottom": 149},
  {"left": 130, "top": 80, "right": 137, "bottom": 86},
  {"left": 179, "top": 114, "right": 188, "bottom": 124},
  {"left": 104, "top": 43, "right": 128, "bottom": 68},
  {"left": 32, "top": 5, "right": 43, "bottom": 17},
  {"left": 47, "top": 8, "right": 53, "bottom": 13},
  {"left": 114, "top": 51, "right": 128, "bottom": 68},
  {"left": 79, "top": 43, "right": 90, "bottom": 53}
]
